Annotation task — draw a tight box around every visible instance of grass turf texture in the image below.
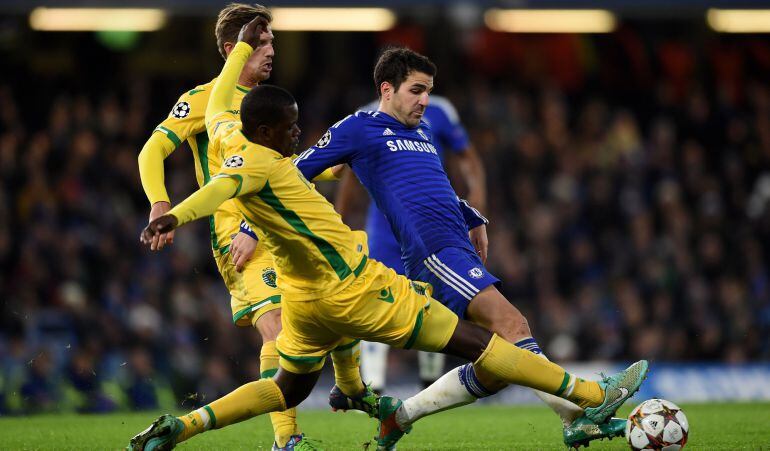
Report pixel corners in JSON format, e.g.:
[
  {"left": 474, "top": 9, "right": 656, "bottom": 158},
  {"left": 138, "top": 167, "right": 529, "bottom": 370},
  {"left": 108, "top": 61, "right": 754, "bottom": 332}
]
[{"left": 1, "top": 403, "right": 767, "bottom": 450}]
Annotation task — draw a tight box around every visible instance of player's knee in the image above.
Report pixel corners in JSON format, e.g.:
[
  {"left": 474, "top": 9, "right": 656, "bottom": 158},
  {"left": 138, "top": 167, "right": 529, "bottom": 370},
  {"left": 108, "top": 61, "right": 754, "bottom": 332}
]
[
  {"left": 486, "top": 307, "right": 531, "bottom": 342},
  {"left": 274, "top": 369, "right": 315, "bottom": 408},
  {"left": 255, "top": 309, "right": 282, "bottom": 341},
  {"left": 442, "top": 320, "right": 494, "bottom": 362}
]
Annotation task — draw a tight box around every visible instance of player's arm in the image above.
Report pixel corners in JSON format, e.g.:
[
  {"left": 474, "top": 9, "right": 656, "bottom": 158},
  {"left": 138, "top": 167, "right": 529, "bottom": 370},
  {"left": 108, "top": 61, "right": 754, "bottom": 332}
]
[
  {"left": 294, "top": 113, "right": 362, "bottom": 180},
  {"left": 458, "top": 196, "right": 489, "bottom": 263},
  {"left": 433, "top": 97, "right": 488, "bottom": 211},
  {"left": 137, "top": 133, "right": 178, "bottom": 250},
  {"left": 141, "top": 177, "right": 240, "bottom": 243},
  {"left": 312, "top": 165, "right": 345, "bottom": 181},
  {"left": 230, "top": 219, "right": 259, "bottom": 273},
  {"left": 334, "top": 167, "right": 367, "bottom": 221},
  {"left": 139, "top": 85, "right": 207, "bottom": 251},
  {"left": 205, "top": 18, "right": 268, "bottom": 134},
  {"left": 454, "top": 144, "right": 487, "bottom": 212}
]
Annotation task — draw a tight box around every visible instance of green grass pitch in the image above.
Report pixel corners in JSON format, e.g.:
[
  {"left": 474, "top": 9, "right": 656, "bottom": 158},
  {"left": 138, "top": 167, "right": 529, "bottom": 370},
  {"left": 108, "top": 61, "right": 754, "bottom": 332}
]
[{"left": 1, "top": 403, "right": 768, "bottom": 450}]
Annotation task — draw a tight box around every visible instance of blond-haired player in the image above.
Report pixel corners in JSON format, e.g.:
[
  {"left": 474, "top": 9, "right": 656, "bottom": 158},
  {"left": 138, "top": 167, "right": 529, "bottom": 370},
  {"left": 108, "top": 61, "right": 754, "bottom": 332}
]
[
  {"left": 136, "top": 5, "right": 371, "bottom": 450},
  {"left": 128, "top": 18, "right": 649, "bottom": 451}
]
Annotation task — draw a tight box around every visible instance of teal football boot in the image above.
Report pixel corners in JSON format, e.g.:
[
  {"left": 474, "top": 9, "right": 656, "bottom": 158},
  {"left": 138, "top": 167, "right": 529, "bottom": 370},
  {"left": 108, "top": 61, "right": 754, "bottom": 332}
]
[
  {"left": 376, "top": 396, "right": 411, "bottom": 451},
  {"left": 563, "top": 416, "right": 627, "bottom": 448},
  {"left": 584, "top": 360, "right": 649, "bottom": 424},
  {"left": 127, "top": 414, "right": 183, "bottom": 451}
]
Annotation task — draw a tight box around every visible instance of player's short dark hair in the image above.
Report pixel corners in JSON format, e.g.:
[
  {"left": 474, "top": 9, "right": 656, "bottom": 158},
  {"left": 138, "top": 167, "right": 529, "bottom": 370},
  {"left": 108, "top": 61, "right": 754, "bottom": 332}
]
[
  {"left": 241, "top": 84, "right": 296, "bottom": 136},
  {"left": 215, "top": 3, "right": 272, "bottom": 60},
  {"left": 373, "top": 47, "right": 437, "bottom": 98}
]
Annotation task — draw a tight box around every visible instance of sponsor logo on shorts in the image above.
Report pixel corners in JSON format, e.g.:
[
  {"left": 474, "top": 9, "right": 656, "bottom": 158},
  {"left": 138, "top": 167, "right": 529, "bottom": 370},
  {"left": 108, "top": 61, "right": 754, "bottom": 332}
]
[
  {"left": 468, "top": 267, "right": 484, "bottom": 279},
  {"left": 262, "top": 267, "right": 277, "bottom": 288}
]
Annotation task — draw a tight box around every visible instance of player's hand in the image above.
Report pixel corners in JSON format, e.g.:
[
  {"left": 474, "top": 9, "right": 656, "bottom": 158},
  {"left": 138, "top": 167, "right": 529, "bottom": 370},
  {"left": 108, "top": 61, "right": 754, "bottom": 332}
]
[
  {"left": 148, "top": 201, "right": 175, "bottom": 251},
  {"left": 469, "top": 224, "right": 488, "bottom": 264},
  {"left": 238, "top": 16, "right": 269, "bottom": 49},
  {"left": 230, "top": 232, "right": 258, "bottom": 273},
  {"left": 141, "top": 215, "right": 179, "bottom": 247}
]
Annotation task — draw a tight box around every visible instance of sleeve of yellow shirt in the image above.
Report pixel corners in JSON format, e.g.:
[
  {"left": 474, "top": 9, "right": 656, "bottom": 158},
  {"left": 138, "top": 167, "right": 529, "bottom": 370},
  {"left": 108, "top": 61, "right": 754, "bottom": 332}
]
[
  {"left": 206, "top": 41, "right": 253, "bottom": 138},
  {"left": 168, "top": 176, "right": 240, "bottom": 228},
  {"left": 137, "top": 132, "right": 177, "bottom": 205},
  {"left": 312, "top": 167, "right": 340, "bottom": 181}
]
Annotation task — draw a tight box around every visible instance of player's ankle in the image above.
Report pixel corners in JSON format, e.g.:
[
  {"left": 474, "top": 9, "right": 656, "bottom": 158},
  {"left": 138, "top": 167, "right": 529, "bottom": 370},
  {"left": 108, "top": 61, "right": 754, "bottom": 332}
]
[{"left": 394, "top": 405, "right": 411, "bottom": 430}]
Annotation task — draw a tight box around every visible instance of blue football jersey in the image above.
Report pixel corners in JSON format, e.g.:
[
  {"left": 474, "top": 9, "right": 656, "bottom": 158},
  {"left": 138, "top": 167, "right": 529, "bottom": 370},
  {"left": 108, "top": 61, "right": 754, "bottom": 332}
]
[
  {"left": 361, "top": 97, "right": 471, "bottom": 254},
  {"left": 295, "top": 109, "right": 480, "bottom": 275}
]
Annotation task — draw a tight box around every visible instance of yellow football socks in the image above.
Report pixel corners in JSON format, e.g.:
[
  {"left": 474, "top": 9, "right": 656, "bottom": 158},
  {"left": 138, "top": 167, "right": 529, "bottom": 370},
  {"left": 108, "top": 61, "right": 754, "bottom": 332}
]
[
  {"left": 330, "top": 340, "right": 366, "bottom": 396},
  {"left": 261, "top": 340, "right": 300, "bottom": 447},
  {"left": 475, "top": 334, "right": 604, "bottom": 409},
  {"left": 176, "top": 378, "right": 285, "bottom": 443}
]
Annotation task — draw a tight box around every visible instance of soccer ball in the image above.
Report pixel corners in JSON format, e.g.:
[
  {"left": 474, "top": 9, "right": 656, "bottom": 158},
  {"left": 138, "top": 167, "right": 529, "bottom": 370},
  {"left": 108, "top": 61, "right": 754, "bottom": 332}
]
[{"left": 626, "top": 398, "right": 689, "bottom": 450}]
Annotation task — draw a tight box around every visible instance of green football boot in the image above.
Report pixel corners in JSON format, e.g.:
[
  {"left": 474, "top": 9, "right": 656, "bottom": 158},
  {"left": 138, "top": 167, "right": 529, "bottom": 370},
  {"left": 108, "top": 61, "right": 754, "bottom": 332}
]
[
  {"left": 563, "top": 416, "right": 627, "bottom": 448},
  {"left": 127, "top": 414, "right": 183, "bottom": 451},
  {"left": 376, "top": 396, "right": 412, "bottom": 451},
  {"left": 584, "top": 360, "right": 649, "bottom": 424},
  {"left": 272, "top": 433, "right": 324, "bottom": 451},
  {"left": 329, "top": 383, "right": 380, "bottom": 417}
]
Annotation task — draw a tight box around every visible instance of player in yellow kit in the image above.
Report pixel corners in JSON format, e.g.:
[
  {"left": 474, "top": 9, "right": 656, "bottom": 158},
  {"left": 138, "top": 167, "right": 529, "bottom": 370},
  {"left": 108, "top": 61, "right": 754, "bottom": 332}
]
[
  {"left": 128, "top": 18, "right": 648, "bottom": 451},
  {"left": 136, "top": 5, "right": 370, "bottom": 450}
]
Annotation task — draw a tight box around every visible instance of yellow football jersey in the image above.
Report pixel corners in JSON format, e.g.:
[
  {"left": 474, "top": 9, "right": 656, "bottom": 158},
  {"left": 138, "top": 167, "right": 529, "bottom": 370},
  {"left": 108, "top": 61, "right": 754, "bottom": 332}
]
[
  {"left": 153, "top": 79, "right": 250, "bottom": 255},
  {"left": 207, "top": 112, "right": 367, "bottom": 301}
]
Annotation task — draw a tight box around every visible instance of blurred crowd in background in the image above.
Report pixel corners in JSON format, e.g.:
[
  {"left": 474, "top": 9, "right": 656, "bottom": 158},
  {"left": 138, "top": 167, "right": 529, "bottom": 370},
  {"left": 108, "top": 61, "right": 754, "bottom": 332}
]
[{"left": 1, "top": 20, "right": 770, "bottom": 414}]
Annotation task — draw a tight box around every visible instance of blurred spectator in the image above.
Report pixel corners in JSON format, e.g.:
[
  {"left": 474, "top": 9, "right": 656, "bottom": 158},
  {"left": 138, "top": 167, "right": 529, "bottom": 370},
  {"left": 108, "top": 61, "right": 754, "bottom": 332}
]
[{"left": 1, "top": 20, "right": 769, "bottom": 414}]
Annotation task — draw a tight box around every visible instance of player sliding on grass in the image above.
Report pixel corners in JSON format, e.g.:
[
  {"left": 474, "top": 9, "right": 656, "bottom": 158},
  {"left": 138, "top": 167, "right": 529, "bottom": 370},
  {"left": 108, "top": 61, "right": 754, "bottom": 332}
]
[
  {"left": 135, "top": 4, "right": 367, "bottom": 450},
  {"left": 292, "top": 47, "right": 627, "bottom": 448},
  {"left": 128, "top": 17, "right": 648, "bottom": 451}
]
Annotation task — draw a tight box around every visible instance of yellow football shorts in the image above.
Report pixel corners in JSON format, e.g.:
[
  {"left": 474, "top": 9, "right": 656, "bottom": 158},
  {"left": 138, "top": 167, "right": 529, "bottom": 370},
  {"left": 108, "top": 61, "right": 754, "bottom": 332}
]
[
  {"left": 215, "top": 242, "right": 281, "bottom": 328},
  {"left": 276, "top": 258, "right": 459, "bottom": 374}
]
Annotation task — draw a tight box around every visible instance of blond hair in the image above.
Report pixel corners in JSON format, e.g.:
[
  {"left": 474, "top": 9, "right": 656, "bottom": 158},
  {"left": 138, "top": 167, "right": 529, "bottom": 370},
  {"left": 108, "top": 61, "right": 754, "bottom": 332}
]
[{"left": 215, "top": 3, "right": 272, "bottom": 60}]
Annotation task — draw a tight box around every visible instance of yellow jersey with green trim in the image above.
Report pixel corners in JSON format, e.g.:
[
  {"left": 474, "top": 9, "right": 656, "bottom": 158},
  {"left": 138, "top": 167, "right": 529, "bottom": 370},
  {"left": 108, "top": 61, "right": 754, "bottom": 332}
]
[
  {"left": 153, "top": 79, "right": 250, "bottom": 256},
  {"left": 208, "top": 113, "right": 367, "bottom": 301}
]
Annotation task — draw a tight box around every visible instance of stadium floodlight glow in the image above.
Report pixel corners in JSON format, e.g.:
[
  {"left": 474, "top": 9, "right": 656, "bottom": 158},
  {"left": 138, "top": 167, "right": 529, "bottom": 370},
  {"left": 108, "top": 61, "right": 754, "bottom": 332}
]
[
  {"left": 270, "top": 8, "right": 396, "bottom": 31},
  {"left": 707, "top": 9, "right": 770, "bottom": 33},
  {"left": 29, "top": 7, "right": 167, "bottom": 32},
  {"left": 484, "top": 9, "right": 616, "bottom": 33}
]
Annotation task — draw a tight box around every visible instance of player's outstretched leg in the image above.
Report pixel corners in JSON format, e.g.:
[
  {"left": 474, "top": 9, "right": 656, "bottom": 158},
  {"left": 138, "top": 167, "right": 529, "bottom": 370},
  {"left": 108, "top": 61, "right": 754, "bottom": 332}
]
[
  {"left": 465, "top": 286, "right": 626, "bottom": 445},
  {"left": 376, "top": 305, "right": 648, "bottom": 450},
  {"left": 127, "top": 369, "right": 322, "bottom": 450}
]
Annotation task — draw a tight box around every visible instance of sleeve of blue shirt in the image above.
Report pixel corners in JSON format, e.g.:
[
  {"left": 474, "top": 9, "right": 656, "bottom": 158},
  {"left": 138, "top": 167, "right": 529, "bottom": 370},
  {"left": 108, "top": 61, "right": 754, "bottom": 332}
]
[
  {"left": 293, "top": 113, "right": 361, "bottom": 180},
  {"left": 458, "top": 196, "right": 488, "bottom": 230},
  {"left": 430, "top": 97, "right": 470, "bottom": 154}
]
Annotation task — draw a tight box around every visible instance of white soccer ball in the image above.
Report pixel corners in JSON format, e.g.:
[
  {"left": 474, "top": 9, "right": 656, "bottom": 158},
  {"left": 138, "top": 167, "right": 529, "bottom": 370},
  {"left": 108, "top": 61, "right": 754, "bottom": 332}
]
[{"left": 626, "top": 398, "right": 689, "bottom": 450}]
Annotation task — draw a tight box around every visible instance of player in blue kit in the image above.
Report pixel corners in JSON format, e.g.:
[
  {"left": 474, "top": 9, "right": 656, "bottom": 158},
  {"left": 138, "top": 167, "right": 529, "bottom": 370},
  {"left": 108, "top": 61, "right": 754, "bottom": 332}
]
[
  {"left": 334, "top": 96, "right": 487, "bottom": 392},
  {"left": 294, "top": 48, "right": 626, "bottom": 449}
]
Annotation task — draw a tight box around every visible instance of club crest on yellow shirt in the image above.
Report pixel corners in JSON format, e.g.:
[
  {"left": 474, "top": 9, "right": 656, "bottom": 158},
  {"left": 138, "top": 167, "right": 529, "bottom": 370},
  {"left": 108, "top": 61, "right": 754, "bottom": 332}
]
[{"left": 262, "top": 267, "right": 277, "bottom": 288}]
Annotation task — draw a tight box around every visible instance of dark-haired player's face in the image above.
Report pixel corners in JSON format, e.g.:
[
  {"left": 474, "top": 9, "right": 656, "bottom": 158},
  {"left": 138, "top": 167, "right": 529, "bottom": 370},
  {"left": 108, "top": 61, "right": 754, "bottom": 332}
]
[
  {"left": 243, "top": 26, "right": 275, "bottom": 83},
  {"left": 272, "top": 103, "right": 300, "bottom": 156},
  {"left": 391, "top": 71, "right": 433, "bottom": 127}
]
